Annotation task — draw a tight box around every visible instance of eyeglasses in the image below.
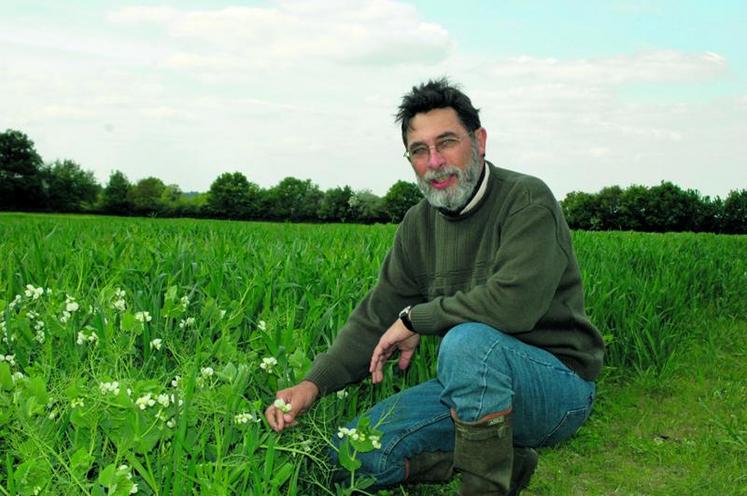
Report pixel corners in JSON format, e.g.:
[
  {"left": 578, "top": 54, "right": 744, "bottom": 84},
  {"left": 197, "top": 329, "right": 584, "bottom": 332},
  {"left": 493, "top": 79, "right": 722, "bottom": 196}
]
[{"left": 403, "top": 132, "right": 472, "bottom": 164}]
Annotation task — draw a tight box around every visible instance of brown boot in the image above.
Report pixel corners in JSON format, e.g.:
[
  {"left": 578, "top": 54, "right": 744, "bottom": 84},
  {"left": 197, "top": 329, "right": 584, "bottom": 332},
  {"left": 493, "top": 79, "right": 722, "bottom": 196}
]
[
  {"left": 406, "top": 450, "right": 454, "bottom": 483},
  {"left": 452, "top": 408, "right": 514, "bottom": 496}
]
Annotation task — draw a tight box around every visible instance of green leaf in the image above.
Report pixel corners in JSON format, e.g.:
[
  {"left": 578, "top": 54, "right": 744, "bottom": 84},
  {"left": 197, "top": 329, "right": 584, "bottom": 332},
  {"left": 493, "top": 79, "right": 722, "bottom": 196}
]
[
  {"left": 97, "top": 464, "right": 116, "bottom": 486},
  {"left": 70, "top": 449, "right": 94, "bottom": 479},
  {"left": 337, "top": 439, "right": 361, "bottom": 473},
  {"left": 271, "top": 462, "right": 293, "bottom": 488},
  {"left": 0, "top": 362, "right": 13, "bottom": 391}
]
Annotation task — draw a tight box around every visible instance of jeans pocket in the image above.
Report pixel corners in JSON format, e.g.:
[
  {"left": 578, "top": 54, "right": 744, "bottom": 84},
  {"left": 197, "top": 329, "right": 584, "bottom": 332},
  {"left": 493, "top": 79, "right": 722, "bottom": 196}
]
[{"left": 538, "top": 406, "right": 589, "bottom": 447}]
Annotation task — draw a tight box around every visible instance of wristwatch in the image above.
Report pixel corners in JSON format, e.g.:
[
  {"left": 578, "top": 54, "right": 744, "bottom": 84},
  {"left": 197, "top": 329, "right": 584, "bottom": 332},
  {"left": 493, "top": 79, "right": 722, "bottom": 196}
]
[{"left": 398, "top": 305, "right": 415, "bottom": 332}]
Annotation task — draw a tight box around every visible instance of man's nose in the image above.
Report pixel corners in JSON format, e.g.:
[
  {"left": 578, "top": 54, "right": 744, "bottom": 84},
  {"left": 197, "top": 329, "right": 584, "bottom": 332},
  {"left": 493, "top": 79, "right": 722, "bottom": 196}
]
[{"left": 427, "top": 147, "right": 446, "bottom": 169}]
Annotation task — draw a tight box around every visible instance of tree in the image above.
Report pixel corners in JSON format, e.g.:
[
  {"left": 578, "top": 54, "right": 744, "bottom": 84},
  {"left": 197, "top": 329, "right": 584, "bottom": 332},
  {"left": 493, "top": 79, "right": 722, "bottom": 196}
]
[
  {"left": 349, "top": 190, "right": 386, "bottom": 224},
  {"left": 43, "top": 159, "right": 100, "bottom": 212},
  {"left": 319, "top": 186, "right": 354, "bottom": 222},
  {"left": 128, "top": 177, "right": 166, "bottom": 216},
  {"left": 206, "top": 172, "right": 260, "bottom": 219},
  {"left": 383, "top": 180, "right": 422, "bottom": 223},
  {"left": 0, "top": 129, "right": 45, "bottom": 210},
  {"left": 265, "top": 177, "right": 323, "bottom": 222},
  {"left": 101, "top": 170, "right": 133, "bottom": 215},
  {"left": 561, "top": 191, "right": 597, "bottom": 230},
  {"left": 722, "top": 189, "right": 747, "bottom": 234}
]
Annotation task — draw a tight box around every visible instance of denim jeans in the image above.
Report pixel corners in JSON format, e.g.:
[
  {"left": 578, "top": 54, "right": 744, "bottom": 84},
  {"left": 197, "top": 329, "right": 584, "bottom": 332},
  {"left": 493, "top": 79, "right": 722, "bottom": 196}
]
[{"left": 330, "top": 322, "right": 596, "bottom": 487}]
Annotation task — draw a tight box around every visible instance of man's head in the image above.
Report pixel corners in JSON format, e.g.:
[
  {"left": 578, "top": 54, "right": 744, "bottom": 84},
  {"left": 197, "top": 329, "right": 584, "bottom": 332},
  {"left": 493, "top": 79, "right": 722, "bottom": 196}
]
[{"left": 395, "top": 78, "right": 487, "bottom": 212}]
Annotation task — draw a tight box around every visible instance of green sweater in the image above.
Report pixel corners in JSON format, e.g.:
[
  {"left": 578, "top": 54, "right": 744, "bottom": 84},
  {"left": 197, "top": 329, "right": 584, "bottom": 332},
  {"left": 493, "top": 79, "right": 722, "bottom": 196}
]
[{"left": 305, "top": 163, "right": 604, "bottom": 395}]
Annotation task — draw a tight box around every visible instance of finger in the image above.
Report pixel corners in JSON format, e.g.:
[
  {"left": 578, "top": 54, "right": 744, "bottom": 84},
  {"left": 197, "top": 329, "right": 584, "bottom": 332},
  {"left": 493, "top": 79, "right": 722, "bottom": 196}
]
[
  {"left": 398, "top": 349, "right": 414, "bottom": 370},
  {"left": 265, "top": 406, "right": 277, "bottom": 431}
]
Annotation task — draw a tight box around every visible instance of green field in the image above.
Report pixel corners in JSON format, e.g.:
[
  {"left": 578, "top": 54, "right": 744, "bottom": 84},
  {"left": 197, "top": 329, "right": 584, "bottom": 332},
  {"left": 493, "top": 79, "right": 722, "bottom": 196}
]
[{"left": 0, "top": 213, "right": 745, "bottom": 495}]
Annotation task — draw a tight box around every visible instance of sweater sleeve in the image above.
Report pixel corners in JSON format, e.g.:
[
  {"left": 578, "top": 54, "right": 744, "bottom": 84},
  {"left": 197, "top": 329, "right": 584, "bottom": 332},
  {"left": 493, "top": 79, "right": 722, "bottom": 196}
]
[
  {"left": 409, "top": 200, "right": 569, "bottom": 336},
  {"left": 303, "top": 221, "right": 422, "bottom": 395}
]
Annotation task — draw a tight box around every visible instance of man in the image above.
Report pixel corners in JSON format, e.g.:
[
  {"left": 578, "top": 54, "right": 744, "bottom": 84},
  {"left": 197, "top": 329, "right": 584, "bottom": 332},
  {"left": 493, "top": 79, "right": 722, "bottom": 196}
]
[{"left": 265, "top": 78, "right": 604, "bottom": 495}]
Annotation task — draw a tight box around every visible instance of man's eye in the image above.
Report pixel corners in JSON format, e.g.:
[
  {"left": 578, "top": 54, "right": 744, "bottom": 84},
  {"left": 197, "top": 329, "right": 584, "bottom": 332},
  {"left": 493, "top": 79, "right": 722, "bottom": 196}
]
[
  {"left": 437, "top": 138, "right": 459, "bottom": 149},
  {"left": 410, "top": 147, "right": 428, "bottom": 157}
]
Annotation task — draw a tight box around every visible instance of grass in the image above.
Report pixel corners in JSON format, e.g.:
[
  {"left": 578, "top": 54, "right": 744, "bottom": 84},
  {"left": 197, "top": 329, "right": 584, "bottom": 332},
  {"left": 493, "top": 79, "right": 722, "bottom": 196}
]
[{"left": 0, "top": 213, "right": 745, "bottom": 495}]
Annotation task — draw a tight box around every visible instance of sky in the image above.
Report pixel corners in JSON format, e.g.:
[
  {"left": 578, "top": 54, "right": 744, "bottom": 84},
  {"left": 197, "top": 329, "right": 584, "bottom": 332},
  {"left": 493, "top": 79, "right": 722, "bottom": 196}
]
[{"left": 1, "top": 0, "right": 746, "bottom": 200}]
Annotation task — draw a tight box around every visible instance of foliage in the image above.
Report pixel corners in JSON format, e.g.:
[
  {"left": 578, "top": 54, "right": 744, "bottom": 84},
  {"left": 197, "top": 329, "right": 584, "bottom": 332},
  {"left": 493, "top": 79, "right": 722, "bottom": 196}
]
[
  {"left": 42, "top": 159, "right": 100, "bottom": 212},
  {"left": 382, "top": 180, "right": 422, "bottom": 223},
  {"left": 0, "top": 129, "right": 45, "bottom": 211},
  {"left": 562, "top": 182, "right": 746, "bottom": 234},
  {"left": 264, "top": 177, "right": 323, "bottom": 222},
  {"left": 319, "top": 186, "right": 354, "bottom": 223},
  {"left": 206, "top": 172, "right": 261, "bottom": 220},
  {"left": 348, "top": 190, "right": 386, "bottom": 224},
  {"left": 101, "top": 170, "right": 133, "bottom": 215},
  {"left": 128, "top": 177, "right": 166, "bottom": 216}
]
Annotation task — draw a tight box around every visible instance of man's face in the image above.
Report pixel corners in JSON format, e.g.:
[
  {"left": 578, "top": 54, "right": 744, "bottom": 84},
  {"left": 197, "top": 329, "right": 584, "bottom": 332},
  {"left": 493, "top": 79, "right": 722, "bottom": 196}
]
[{"left": 405, "top": 107, "right": 487, "bottom": 211}]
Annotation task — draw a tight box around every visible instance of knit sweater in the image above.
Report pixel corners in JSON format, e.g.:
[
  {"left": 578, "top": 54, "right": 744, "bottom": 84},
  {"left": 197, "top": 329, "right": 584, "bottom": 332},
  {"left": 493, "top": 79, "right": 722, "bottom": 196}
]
[{"left": 305, "top": 162, "right": 604, "bottom": 395}]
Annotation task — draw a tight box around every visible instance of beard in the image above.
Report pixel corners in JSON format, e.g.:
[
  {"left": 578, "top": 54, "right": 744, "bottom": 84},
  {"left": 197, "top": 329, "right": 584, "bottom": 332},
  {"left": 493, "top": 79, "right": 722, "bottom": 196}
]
[{"left": 415, "top": 141, "right": 483, "bottom": 212}]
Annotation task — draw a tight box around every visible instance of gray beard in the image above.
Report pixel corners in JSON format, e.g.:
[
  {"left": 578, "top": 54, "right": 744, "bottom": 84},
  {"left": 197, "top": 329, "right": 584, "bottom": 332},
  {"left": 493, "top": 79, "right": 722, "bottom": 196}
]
[{"left": 416, "top": 142, "right": 483, "bottom": 212}]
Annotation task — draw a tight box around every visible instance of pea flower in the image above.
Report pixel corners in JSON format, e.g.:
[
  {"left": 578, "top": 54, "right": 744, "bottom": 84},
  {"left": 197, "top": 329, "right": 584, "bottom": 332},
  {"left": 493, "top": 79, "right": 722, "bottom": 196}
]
[
  {"left": 150, "top": 338, "right": 163, "bottom": 350},
  {"left": 171, "top": 375, "right": 181, "bottom": 388},
  {"left": 99, "top": 381, "right": 121, "bottom": 395},
  {"left": 71, "top": 398, "right": 85, "bottom": 408},
  {"left": 166, "top": 418, "right": 176, "bottom": 428},
  {"left": 0, "top": 354, "right": 16, "bottom": 366},
  {"left": 178, "top": 317, "right": 196, "bottom": 329},
  {"left": 336, "top": 389, "right": 349, "bottom": 399},
  {"left": 76, "top": 330, "right": 98, "bottom": 346},
  {"left": 135, "top": 393, "right": 156, "bottom": 410},
  {"left": 235, "top": 412, "right": 260, "bottom": 424},
  {"left": 337, "top": 427, "right": 355, "bottom": 439},
  {"left": 200, "top": 367, "right": 214, "bottom": 378},
  {"left": 112, "top": 298, "right": 127, "bottom": 312},
  {"left": 180, "top": 295, "right": 190, "bottom": 309},
  {"left": 24, "top": 284, "right": 44, "bottom": 300},
  {"left": 135, "top": 311, "right": 152, "bottom": 323},
  {"left": 9, "top": 295, "right": 22, "bottom": 309},
  {"left": 157, "top": 394, "right": 171, "bottom": 407},
  {"left": 370, "top": 435, "right": 382, "bottom": 449},
  {"left": 257, "top": 320, "right": 267, "bottom": 331},
  {"left": 260, "top": 356, "right": 278, "bottom": 373},
  {"left": 273, "top": 398, "right": 292, "bottom": 414},
  {"left": 65, "top": 295, "right": 80, "bottom": 313},
  {"left": 27, "top": 310, "right": 39, "bottom": 320}
]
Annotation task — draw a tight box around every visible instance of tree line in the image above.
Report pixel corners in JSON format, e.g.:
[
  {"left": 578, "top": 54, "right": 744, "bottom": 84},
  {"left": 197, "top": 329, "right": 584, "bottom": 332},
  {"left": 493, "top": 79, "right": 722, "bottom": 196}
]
[{"left": 1, "top": 129, "right": 745, "bottom": 232}]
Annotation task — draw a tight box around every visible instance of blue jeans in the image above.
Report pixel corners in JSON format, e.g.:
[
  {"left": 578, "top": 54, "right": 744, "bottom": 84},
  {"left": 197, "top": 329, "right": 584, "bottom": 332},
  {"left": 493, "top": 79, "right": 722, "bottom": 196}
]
[{"left": 331, "top": 323, "right": 596, "bottom": 487}]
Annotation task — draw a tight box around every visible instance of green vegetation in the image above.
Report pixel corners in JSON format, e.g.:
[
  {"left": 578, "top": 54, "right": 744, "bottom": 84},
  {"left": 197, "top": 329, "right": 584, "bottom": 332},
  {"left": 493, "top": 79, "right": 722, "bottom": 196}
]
[{"left": 0, "top": 213, "right": 745, "bottom": 495}]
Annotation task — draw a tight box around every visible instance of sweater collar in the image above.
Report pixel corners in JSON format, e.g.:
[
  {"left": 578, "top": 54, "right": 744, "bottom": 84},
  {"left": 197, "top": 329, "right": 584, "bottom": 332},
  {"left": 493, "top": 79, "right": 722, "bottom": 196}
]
[{"left": 437, "top": 161, "right": 490, "bottom": 218}]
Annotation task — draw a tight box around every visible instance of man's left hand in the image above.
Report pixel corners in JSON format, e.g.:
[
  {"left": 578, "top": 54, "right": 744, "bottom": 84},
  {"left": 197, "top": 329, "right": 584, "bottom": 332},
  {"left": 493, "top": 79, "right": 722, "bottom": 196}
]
[{"left": 369, "top": 318, "right": 420, "bottom": 384}]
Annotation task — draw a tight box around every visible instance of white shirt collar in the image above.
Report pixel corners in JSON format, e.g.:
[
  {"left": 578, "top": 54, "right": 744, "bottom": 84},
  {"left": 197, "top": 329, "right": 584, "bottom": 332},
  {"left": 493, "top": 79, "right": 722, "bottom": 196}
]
[{"left": 458, "top": 163, "right": 490, "bottom": 215}]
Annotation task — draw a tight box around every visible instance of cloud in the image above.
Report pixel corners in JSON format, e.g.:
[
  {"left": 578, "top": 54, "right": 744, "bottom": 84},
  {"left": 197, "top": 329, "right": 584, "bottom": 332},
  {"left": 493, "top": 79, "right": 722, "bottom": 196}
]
[{"left": 108, "top": 1, "right": 453, "bottom": 68}]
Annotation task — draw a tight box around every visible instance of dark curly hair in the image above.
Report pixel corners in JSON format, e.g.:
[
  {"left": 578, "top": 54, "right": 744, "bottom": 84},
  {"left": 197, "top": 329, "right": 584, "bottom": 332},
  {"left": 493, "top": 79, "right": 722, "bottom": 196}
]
[{"left": 395, "top": 77, "right": 481, "bottom": 145}]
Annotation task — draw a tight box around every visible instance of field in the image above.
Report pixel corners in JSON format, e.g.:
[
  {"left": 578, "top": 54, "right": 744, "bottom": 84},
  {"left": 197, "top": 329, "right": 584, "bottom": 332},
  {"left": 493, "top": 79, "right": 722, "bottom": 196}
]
[{"left": 0, "top": 213, "right": 745, "bottom": 495}]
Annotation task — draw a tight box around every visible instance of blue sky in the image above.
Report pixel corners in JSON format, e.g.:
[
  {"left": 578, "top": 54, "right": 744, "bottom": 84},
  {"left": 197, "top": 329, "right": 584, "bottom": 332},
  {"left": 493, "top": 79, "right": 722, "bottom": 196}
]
[{"left": 1, "top": 0, "right": 745, "bottom": 199}]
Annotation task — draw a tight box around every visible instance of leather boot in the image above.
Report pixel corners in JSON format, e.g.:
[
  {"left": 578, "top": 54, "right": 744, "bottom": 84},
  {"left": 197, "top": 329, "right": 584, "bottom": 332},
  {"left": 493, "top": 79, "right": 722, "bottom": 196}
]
[
  {"left": 508, "top": 447, "right": 538, "bottom": 496},
  {"left": 452, "top": 408, "right": 513, "bottom": 496},
  {"left": 406, "top": 450, "right": 454, "bottom": 483}
]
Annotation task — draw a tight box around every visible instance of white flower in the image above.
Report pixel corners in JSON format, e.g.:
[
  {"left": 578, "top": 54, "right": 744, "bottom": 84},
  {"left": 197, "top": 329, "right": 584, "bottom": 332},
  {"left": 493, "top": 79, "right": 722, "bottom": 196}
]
[
  {"left": 157, "top": 394, "right": 170, "bottom": 407},
  {"left": 219, "top": 310, "right": 227, "bottom": 319},
  {"left": 150, "top": 338, "right": 162, "bottom": 351},
  {"left": 99, "top": 381, "right": 121, "bottom": 395},
  {"left": 135, "top": 393, "right": 156, "bottom": 410},
  {"left": 370, "top": 435, "right": 382, "bottom": 449},
  {"left": 35, "top": 330, "right": 45, "bottom": 344},
  {"left": 337, "top": 427, "right": 354, "bottom": 439},
  {"left": 65, "top": 296, "right": 80, "bottom": 313},
  {"left": 178, "top": 317, "right": 196, "bottom": 329},
  {"left": 180, "top": 295, "right": 190, "bottom": 309},
  {"left": 9, "top": 294, "right": 22, "bottom": 309},
  {"left": 166, "top": 418, "right": 176, "bottom": 428},
  {"left": 12, "top": 371, "right": 25, "bottom": 383},
  {"left": 34, "top": 320, "right": 45, "bottom": 331},
  {"left": 115, "top": 288, "right": 126, "bottom": 299},
  {"left": 27, "top": 310, "right": 39, "bottom": 320},
  {"left": 113, "top": 299, "right": 127, "bottom": 312},
  {"left": 135, "top": 311, "right": 152, "bottom": 323},
  {"left": 77, "top": 330, "right": 98, "bottom": 345},
  {"left": 234, "top": 412, "right": 259, "bottom": 424},
  {"left": 171, "top": 375, "right": 181, "bottom": 388},
  {"left": 25, "top": 284, "right": 44, "bottom": 300},
  {"left": 71, "top": 398, "right": 85, "bottom": 408},
  {"left": 257, "top": 320, "right": 267, "bottom": 331},
  {"left": 60, "top": 311, "right": 71, "bottom": 323},
  {"left": 273, "top": 398, "right": 292, "bottom": 413},
  {"left": 0, "top": 321, "right": 5, "bottom": 332},
  {"left": 130, "top": 483, "right": 139, "bottom": 494},
  {"left": 155, "top": 409, "right": 169, "bottom": 422},
  {"left": 259, "top": 356, "right": 278, "bottom": 373},
  {"left": 200, "top": 367, "right": 214, "bottom": 378},
  {"left": 336, "top": 389, "right": 349, "bottom": 399},
  {"left": 1, "top": 354, "right": 16, "bottom": 366}
]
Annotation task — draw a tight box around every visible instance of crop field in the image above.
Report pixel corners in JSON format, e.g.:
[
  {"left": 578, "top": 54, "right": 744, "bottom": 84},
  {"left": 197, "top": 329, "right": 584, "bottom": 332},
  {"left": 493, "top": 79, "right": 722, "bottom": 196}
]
[{"left": 0, "top": 213, "right": 746, "bottom": 495}]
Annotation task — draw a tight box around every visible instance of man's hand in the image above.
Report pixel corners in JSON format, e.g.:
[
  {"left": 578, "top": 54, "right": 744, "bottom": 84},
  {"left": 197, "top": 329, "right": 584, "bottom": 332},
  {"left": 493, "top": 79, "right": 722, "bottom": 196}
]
[
  {"left": 265, "top": 380, "right": 319, "bottom": 432},
  {"left": 369, "top": 318, "right": 420, "bottom": 384}
]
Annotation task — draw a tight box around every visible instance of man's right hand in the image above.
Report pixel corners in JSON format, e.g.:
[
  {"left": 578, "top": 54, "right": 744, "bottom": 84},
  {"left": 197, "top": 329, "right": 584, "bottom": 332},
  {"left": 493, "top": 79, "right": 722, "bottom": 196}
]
[{"left": 265, "top": 380, "right": 320, "bottom": 432}]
